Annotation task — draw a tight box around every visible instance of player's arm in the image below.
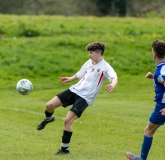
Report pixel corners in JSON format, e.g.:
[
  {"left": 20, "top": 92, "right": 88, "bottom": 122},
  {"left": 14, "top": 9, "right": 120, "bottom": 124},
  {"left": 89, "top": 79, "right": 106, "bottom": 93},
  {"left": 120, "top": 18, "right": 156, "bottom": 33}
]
[
  {"left": 106, "top": 77, "right": 118, "bottom": 92},
  {"left": 146, "top": 72, "right": 154, "bottom": 79},
  {"left": 59, "top": 73, "right": 78, "bottom": 83}
]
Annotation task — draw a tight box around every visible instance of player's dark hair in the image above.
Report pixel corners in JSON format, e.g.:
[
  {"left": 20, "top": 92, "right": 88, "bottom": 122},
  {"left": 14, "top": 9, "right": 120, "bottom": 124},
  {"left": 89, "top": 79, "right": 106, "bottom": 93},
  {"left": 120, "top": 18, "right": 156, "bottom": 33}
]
[
  {"left": 86, "top": 42, "right": 106, "bottom": 55},
  {"left": 152, "top": 39, "right": 165, "bottom": 58}
]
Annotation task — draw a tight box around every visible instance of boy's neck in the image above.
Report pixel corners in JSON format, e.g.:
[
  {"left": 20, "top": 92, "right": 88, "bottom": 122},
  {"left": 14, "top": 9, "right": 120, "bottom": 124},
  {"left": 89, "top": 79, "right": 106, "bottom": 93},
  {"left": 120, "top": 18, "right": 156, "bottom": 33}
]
[
  {"left": 93, "top": 57, "right": 103, "bottom": 64},
  {"left": 156, "top": 58, "right": 165, "bottom": 65}
]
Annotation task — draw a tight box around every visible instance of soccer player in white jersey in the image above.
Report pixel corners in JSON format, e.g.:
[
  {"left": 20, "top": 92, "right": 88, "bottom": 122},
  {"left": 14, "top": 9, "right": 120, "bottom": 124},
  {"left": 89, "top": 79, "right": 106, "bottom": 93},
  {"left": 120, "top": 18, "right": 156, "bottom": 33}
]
[
  {"left": 126, "top": 39, "right": 165, "bottom": 160},
  {"left": 37, "top": 42, "right": 118, "bottom": 155}
]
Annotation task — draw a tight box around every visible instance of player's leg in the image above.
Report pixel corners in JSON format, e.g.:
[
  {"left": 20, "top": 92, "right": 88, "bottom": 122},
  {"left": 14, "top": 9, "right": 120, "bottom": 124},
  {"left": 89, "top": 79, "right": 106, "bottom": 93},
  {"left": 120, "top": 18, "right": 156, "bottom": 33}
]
[
  {"left": 55, "top": 111, "right": 78, "bottom": 155},
  {"left": 37, "top": 89, "right": 77, "bottom": 130},
  {"left": 46, "top": 96, "right": 63, "bottom": 112},
  {"left": 64, "top": 110, "right": 78, "bottom": 131},
  {"left": 55, "top": 95, "right": 88, "bottom": 155},
  {"left": 37, "top": 96, "right": 62, "bottom": 130},
  {"left": 126, "top": 122, "right": 159, "bottom": 160},
  {"left": 139, "top": 103, "right": 165, "bottom": 159},
  {"left": 126, "top": 103, "right": 165, "bottom": 160},
  {"left": 139, "top": 121, "right": 160, "bottom": 160}
]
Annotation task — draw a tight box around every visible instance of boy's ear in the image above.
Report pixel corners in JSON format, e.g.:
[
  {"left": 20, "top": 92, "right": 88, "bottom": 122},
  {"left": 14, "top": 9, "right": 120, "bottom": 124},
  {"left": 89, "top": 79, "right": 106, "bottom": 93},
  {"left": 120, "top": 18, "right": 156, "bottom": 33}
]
[{"left": 153, "top": 51, "right": 156, "bottom": 58}]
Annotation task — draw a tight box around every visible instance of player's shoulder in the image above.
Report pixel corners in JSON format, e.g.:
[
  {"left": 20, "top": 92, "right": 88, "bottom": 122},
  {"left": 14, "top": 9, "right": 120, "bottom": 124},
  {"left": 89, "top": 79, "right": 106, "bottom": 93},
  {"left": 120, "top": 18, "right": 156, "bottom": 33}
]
[
  {"left": 101, "top": 59, "right": 112, "bottom": 68},
  {"left": 82, "top": 59, "right": 92, "bottom": 66},
  {"left": 85, "top": 59, "right": 92, "bottom": 64},
  {"left": 157, "top": 63, "right": 165, "bottom": 73},
  {"left": 157, "top": 62, "right": 165, "bottom": 68}
]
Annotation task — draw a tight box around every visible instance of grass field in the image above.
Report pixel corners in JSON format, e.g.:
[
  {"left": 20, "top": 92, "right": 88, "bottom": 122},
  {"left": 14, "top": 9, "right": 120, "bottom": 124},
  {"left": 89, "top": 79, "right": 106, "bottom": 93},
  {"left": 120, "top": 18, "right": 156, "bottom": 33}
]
[
  {"left": 0, "top": 15, "right": 165, "bottom": 159},
  {"left": 1, "top": 74, "right": 165, "bottom": 160}
]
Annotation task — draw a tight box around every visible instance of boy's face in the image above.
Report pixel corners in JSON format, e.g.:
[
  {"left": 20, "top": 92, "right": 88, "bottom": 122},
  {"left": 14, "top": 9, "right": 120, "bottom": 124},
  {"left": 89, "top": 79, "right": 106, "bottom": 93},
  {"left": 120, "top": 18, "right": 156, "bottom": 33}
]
[{"left": 88, "top": 51, "right": 100, "bottom": 61}]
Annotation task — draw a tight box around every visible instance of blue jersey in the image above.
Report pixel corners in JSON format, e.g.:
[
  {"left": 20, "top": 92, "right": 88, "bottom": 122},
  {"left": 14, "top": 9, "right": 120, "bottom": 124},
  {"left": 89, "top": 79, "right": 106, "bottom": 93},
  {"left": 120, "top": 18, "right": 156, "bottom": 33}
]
[{"left": 153, "top": 62, "right": 165, "bottom": 103}]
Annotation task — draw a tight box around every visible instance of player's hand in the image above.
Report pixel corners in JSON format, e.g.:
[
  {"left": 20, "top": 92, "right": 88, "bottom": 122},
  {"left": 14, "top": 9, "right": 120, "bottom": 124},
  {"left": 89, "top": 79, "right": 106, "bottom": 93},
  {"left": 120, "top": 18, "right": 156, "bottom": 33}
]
[
  {"left": 146, "top": 72, "right": 154, "bottom": 79},
  {"left": 160, "top": 108, "right": 165, "bottom": 116},
  {"left": 105, "top": 84, "right": 114, "bottom": 92},
  {"left": 59, "top": 77, "right": 71, "bottom": 83}
]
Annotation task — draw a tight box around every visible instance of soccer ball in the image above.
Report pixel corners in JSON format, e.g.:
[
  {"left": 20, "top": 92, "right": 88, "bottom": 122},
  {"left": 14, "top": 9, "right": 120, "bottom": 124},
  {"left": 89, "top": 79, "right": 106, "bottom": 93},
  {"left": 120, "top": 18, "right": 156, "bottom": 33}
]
[{"left": 16, "top": 79, "right": 33, "bottom": 95}]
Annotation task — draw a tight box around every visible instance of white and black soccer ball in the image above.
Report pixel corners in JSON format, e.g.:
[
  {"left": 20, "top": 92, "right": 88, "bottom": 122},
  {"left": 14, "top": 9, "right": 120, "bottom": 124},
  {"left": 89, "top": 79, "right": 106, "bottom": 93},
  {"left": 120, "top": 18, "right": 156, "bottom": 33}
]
[{"left": 16, "top": 79, "right": 33, "bottom": 95}]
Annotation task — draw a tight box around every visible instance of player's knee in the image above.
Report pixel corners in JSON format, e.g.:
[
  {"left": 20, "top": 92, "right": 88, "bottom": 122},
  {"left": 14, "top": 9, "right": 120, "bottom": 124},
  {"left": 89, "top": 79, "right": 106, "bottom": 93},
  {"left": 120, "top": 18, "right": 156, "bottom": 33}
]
[
  {"left": 144, "top": 127, "right": 148, "bottom": 134},
  {"left": 64, "top": 118, "right": 72, "bottom": 126},
  {"left": 64, "top": 118, "right": 69, "bottom": 125},
  {"left": 144, "top": 127, "right": 155, "bottom": 136},
  {"left": 46, "top": 102, "right": 54, "bottom": 111}
]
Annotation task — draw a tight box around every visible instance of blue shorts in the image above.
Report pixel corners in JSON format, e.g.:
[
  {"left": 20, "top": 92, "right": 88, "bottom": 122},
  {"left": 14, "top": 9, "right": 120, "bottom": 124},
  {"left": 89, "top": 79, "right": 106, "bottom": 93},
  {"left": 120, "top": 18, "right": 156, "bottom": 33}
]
[{"left": 149, "top": 103, "right": 165, "bottom": 125}]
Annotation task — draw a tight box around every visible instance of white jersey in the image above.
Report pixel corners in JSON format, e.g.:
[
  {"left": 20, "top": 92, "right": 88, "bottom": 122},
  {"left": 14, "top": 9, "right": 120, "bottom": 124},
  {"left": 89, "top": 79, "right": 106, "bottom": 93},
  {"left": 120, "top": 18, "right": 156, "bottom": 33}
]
[{"left": 69, "top": 59, "right": 117, "bottom": 105}]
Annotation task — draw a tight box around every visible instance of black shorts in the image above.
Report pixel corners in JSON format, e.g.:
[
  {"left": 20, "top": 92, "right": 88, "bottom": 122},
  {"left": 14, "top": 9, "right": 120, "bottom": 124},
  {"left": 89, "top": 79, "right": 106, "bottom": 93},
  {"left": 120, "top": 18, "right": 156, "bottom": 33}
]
[{"left": 57, "top": 89, "right": 88, "bottom": 118}]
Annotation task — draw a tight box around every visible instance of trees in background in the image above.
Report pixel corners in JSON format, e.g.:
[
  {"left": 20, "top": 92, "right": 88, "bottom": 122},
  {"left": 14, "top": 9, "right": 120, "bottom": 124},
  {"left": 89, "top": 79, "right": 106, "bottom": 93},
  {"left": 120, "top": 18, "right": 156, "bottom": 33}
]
[
  {"left": 0, "top": 0, "right": 164, "bottom": 17},
  {"left": 94, "top": 0, "right": 127, "bottom": 16}
]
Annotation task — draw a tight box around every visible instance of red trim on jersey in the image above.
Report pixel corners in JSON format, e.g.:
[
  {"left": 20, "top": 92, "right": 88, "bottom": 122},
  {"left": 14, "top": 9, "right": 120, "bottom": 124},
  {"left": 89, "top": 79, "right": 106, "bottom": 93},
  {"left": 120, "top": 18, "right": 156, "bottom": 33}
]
[{"left": 97, "top": 71, "right": 104, "bottom": 87}]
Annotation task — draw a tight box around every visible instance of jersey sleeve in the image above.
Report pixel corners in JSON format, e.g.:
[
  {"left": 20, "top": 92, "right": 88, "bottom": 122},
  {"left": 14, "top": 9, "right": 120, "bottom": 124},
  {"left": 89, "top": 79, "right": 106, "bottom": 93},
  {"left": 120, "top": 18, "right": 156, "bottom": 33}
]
[
  {"left": 157, "top": 65, "right": 165, "bottom": 86},
  {"left": 105, "top": 63, "right": 117, "bottom": 83},
  {"left": 157, "top": 75, "right": 165, "bottom": 84}
]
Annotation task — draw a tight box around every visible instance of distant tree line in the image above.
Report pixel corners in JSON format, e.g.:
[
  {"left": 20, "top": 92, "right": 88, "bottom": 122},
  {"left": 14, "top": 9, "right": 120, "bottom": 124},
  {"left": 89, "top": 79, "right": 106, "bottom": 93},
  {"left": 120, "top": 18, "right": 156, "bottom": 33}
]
[{"left": 0, "top": 0, "right": 164, "bottom": 17}]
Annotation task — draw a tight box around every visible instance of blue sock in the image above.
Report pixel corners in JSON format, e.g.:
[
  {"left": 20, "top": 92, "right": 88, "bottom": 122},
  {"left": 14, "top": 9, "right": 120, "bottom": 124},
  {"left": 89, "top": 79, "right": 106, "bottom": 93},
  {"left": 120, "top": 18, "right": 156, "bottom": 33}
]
[{"left": 140, "top": 135, "right": 153, "bottom": 160}]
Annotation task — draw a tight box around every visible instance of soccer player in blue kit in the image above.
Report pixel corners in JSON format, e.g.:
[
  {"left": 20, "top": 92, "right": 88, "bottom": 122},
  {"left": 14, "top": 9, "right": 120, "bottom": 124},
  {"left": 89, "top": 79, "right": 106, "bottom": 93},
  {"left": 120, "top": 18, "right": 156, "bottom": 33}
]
[
  {"left": 126, "top": 39, "right": 165, "bottom": 160},
  {"left": 36, "top": 42, "right": 118, "bottom": 155}
]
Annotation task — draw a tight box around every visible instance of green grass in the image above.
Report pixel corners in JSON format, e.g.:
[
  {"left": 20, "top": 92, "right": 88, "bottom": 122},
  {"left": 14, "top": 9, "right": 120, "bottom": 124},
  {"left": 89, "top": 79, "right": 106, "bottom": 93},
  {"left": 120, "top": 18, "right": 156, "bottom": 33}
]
[
  {"left": 0, "top": 15, "right": 165, "bottom": 159},
  {"left": 1, "top": 15, "right": 165, "bottom": 82},
  {"left": 0, "top": 74, "right": 164, "bottom": 160}
]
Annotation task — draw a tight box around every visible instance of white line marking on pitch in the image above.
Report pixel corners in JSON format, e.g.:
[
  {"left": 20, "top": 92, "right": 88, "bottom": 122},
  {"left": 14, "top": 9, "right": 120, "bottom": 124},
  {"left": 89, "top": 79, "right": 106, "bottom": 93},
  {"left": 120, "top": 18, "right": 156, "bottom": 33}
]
[{"left": 0, "top": 106, "right": 82, "bottom": 123}]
